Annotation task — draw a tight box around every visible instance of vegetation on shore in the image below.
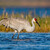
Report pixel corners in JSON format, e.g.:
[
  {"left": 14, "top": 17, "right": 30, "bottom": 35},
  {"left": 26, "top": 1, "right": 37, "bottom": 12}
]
[{"left": 0, "top": 11, "right": 50, "bottom": 33}]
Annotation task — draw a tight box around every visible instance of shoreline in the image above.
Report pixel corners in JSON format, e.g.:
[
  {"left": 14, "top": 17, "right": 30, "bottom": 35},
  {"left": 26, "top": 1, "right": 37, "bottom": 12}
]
[{"left": 0, "top": 31, "right": 50, "bottom": 33}]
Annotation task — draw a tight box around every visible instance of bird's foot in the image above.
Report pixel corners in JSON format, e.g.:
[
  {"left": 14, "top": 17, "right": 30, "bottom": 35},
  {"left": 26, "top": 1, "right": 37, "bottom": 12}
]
[
  {"left": 17, "top": 36, "right": 19, "bottom": 39},
  {"left": 12, "top": 36, "right": 13, "bottom": 39},
  {"left": 12, "top": 34, "right": 15, "bottom": 39}
]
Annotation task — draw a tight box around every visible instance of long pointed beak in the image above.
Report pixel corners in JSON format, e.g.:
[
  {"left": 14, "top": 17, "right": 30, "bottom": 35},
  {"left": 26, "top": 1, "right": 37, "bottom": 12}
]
[{"left": 36, "top": 21, "right": 40, "bottom": 27}]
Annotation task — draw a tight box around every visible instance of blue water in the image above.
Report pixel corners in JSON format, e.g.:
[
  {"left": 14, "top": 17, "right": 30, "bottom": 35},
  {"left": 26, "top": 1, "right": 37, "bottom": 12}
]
[
  {"left": 0, "top": 32, "right": 50, "bottom": 50},
  {"left": 0, "top": 7, "right": 50, "bottom": 17}
]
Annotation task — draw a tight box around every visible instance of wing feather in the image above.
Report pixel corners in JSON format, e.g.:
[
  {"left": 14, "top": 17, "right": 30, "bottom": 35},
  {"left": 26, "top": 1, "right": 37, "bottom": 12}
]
[{"left": 11, "top": 17, "right": 31, "bottom": 26}]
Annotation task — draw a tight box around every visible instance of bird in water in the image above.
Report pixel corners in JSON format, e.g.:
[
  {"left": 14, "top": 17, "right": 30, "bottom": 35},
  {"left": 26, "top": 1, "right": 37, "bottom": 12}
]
[{"left": 0, "top": 17, "right": 40, "bottom": 39}]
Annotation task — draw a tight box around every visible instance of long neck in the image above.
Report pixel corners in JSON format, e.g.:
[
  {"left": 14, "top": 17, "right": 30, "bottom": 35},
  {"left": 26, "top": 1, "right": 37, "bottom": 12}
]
[
  {"left": 26, "top": 19, "right": 35, "bottom": 32},
  {"left": 31, "top": 19, "right": 35, "bottom": 31}
]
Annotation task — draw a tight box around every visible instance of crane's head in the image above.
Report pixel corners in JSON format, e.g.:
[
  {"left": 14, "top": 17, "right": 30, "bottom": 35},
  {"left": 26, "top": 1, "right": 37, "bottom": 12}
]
[{"left": 33, "top": 18, "right": 40, "bottom": 27}]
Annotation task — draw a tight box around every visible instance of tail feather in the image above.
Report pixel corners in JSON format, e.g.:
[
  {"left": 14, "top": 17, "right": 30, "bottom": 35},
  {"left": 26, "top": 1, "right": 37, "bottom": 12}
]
[
  {"left": 0, "top": 18, "right": 7, "bottom": 25},
  {"left": 0, "top": 20, "right": 4, "bottom": 25}
]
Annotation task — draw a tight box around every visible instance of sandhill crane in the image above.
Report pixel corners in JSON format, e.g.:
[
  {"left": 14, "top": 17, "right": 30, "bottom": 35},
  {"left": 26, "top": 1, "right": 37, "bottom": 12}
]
[{"left": 0, "top": 17, "right": 40, "bottom": 39}]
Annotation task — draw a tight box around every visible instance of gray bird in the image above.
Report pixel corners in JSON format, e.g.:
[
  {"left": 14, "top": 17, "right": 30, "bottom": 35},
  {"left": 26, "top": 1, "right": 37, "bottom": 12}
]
[{"left": 0, "top": 17, "right": 40, "bottom": 39}]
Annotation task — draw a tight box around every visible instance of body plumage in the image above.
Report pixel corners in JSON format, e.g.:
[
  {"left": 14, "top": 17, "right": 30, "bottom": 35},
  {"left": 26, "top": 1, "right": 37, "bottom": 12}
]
[{"left": 0, "top": 17, "right": 40, "bottom": 39}]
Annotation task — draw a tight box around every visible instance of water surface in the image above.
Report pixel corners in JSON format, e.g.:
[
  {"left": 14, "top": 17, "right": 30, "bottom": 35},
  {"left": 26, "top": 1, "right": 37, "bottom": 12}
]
[{"left": 0, "top": 32, "right": 50, "bottom": 50}]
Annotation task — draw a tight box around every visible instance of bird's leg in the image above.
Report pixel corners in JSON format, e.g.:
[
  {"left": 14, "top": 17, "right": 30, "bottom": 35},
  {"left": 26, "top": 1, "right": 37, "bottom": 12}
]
[
  {"left": 17, "top": 32, "right": 19, "bottom": 39},
  {"left": 12, "top": 30, "right": 17, "bottom": 39},
  {"left": 12, "top": 32, "right": 15, "bottom": 39}
]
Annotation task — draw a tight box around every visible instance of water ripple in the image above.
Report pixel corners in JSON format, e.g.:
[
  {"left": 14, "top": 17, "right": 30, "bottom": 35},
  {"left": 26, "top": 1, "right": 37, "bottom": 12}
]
[{"left": 0, "top": 32, "right": 50, "bottom": 50}]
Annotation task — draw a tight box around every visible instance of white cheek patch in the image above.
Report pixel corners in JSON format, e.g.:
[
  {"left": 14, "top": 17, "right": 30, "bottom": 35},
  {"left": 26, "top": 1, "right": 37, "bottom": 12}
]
[{"left": 33, "top": 18, "right": 35, "bottom": 22}]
